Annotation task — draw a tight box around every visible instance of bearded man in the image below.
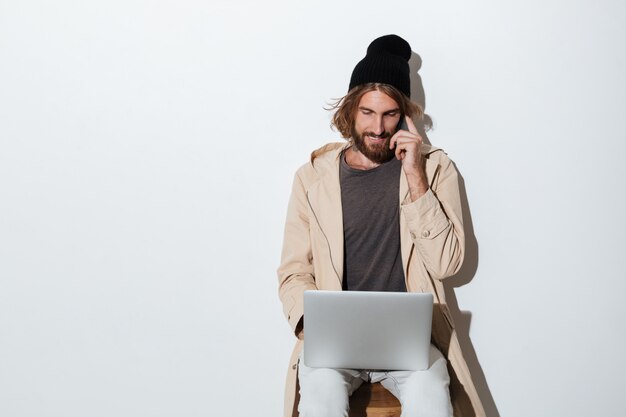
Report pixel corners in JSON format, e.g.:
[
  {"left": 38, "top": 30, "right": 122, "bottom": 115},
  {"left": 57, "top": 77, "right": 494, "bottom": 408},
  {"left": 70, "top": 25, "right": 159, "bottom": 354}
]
[{"left": 277, "top": 34, "right": 485, "bottom": 417}]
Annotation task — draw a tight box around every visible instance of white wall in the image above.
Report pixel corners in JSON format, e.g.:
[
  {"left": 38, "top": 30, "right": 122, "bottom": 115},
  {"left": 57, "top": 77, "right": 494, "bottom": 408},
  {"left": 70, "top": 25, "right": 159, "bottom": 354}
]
[{"left": 1, "top": 1, "right": 625, "bottom": 416}]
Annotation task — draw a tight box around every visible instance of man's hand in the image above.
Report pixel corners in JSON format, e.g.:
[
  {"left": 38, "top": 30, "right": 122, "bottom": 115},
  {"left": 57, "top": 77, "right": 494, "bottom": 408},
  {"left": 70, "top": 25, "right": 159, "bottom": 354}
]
[{"left": 390, "top": 116, "right": 429, "bottom": 201}]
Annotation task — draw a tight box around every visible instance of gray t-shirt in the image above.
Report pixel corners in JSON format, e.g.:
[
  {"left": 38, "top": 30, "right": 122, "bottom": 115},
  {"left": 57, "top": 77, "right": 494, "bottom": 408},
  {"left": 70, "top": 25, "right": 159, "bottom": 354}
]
[{"left": 339, "top": 151, "right": 407, "bottom": 292}]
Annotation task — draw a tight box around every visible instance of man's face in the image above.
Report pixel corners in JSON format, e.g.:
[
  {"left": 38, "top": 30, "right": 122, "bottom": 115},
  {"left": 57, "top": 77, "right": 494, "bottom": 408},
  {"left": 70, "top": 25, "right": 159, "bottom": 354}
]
[{"left": 351, "top": 90, "right": 402, "bottom": 164}]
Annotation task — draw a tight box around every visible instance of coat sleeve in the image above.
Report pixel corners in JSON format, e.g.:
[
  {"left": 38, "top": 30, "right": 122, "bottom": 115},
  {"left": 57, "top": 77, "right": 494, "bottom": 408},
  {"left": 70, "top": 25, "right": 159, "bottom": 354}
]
[
  {"left": 401, "top": 151, "right": 465, "bottom": 279},
  {"left": 277, "top": 169, "right": 318, "bottom": 335}
]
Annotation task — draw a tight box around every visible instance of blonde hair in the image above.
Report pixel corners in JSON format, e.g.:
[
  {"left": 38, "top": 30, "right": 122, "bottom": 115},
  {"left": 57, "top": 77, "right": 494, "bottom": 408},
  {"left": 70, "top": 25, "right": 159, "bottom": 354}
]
[
  {"left": 310, "top": 83, "right": 422, "bottom": 163},
  {"left": 330, "top": 83, "right": 422, "bottom": 139}
]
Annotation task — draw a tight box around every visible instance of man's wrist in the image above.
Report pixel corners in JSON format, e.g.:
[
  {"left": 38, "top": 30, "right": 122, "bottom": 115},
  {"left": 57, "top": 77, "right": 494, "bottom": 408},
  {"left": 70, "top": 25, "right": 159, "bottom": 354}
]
[{"left": 405, "top": 170, "right": 429, "bottom": 201}]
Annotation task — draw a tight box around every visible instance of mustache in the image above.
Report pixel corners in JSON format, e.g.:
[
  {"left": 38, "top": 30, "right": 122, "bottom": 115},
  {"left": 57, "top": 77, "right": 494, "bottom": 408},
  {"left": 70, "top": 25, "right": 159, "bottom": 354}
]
[{"left": 362, "top": 131, "right": 391, "bottom": 139}]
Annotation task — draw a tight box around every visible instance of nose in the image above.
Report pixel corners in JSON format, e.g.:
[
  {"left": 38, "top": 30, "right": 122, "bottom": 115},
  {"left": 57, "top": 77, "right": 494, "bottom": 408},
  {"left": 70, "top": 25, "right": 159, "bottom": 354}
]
[{"left": 371, "top": 115, "right": 384, "bottom": 135}]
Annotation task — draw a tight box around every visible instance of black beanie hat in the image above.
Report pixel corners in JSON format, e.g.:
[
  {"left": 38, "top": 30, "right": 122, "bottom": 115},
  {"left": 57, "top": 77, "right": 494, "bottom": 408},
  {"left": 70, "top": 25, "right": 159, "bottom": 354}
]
[{"left": 349, "top": 34, "right": 412, "bottom": 97}]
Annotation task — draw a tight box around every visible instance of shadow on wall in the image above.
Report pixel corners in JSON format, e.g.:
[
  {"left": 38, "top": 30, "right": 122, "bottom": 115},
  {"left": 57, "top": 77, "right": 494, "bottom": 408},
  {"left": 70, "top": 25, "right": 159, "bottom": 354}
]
[
  {"left": 408, "top": 52, "right": 433, "bottom": 145},
  {"left": 410, "top": 51, "right": 501, "bottom": 417}
]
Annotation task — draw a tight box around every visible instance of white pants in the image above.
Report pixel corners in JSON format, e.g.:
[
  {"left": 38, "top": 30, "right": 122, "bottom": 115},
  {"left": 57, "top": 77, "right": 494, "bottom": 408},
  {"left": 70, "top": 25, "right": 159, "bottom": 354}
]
[{"left": 297, "top": 344, "right": 453, "bottom": 417}]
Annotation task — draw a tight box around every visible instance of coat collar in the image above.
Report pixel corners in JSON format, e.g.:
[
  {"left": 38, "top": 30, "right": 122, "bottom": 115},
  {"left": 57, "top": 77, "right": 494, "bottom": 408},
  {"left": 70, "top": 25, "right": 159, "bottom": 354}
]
[
  {"left": 306, "top": 142, "right": 441, "bottom": 288},
  {"left": 306, "top": 144, "right": 347, "bottom": 288}
]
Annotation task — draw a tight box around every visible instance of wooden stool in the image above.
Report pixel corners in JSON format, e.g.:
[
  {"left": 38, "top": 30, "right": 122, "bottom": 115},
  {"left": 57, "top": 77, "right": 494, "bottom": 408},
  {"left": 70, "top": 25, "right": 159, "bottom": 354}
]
[{"left": 349, "top": 382, "right": 401, "bottom": 417}]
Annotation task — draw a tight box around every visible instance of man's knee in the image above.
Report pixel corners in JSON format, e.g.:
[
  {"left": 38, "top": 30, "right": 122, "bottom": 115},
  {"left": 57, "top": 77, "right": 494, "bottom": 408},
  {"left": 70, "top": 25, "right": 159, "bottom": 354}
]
[
  {"left": 392, "top": 347, "right": 453, "bottom": 417},
  {"left": 298, "top": 368, "right": 353, "bottom": 417},
  {"left": 399, "top": 382, "right": 452, "bottom": 417}
]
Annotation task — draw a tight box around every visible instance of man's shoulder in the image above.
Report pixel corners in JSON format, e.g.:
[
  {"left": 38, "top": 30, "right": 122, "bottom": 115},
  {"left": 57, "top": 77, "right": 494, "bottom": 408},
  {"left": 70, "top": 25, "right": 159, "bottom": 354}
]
[
  {"left": 294, "top": 142, "right": 347, "bottom": 179},
  {"left": 310, "top": 142, "right": 346, "bottom": 162},
  {"left": 422, "top": 143, "right": 454, "bottom": 165}
]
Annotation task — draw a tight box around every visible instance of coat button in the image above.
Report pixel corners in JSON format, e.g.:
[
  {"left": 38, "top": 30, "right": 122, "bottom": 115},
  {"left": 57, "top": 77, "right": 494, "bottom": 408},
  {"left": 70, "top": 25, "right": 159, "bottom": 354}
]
[
  {"left": 292, "top": 364, "right": 297, "bottom": 370},
  {"left": 410, "top": 232, "right": 416, "bottom": 239},
  {"left": 422, "top": 230, "right": 430, "bottom": 238}
]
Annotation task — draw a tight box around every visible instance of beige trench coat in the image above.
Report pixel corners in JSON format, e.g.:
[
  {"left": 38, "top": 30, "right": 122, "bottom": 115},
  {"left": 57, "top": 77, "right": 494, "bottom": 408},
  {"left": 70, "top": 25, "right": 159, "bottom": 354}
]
[{"left": 277, "top": 142, "right": 485, "bottom": 417}]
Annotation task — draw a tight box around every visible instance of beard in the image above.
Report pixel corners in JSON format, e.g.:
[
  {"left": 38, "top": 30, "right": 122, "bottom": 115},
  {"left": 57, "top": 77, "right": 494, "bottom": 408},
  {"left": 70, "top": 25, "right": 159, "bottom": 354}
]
[{"left": 350, "top": 125, "right": 396, "bottom": 164}]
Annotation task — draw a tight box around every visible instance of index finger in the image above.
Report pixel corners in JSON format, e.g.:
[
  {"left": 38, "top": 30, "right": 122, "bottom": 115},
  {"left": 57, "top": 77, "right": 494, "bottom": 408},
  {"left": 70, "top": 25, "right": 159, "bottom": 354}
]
[{"left": 405, "top": 115, "right": 418, "bottom": 135}]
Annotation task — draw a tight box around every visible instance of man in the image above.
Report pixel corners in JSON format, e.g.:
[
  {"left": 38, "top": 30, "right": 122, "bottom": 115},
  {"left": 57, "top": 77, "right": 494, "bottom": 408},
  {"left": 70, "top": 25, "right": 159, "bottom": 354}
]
[{"left": 277, "top": 35, "right": 485, "bottom": 417}]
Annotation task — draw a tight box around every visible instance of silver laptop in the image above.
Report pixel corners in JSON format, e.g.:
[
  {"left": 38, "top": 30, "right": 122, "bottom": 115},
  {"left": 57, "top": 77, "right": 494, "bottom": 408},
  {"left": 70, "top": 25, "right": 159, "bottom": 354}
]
[{"left": 303, "top": 290, "right": 433, "bottom": 371}]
